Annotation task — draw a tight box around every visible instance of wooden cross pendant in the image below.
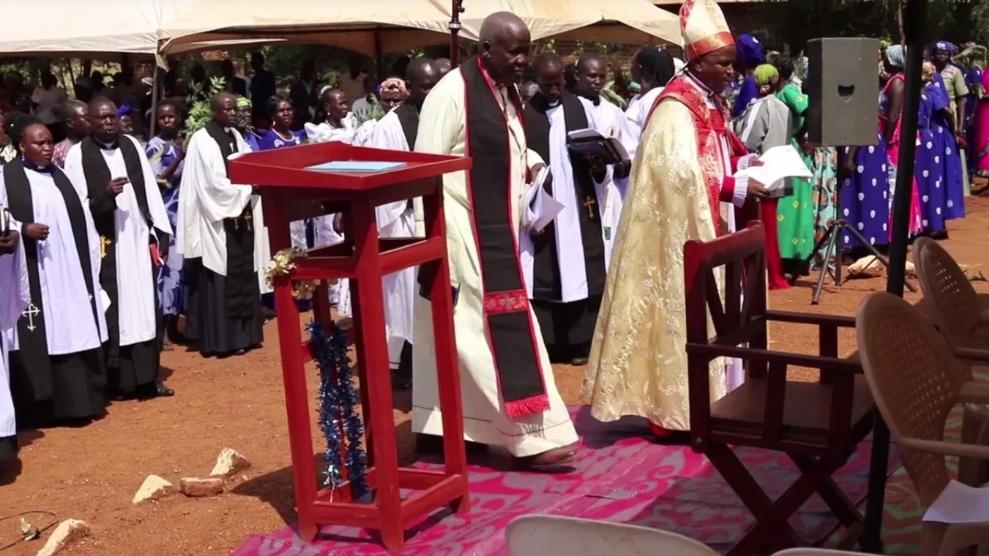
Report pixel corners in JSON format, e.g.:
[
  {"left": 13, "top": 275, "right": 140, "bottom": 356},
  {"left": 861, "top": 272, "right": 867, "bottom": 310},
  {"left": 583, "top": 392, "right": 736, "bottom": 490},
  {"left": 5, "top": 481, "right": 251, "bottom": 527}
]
[{"left": 583, "top": 195, "right": 597, "bottom": 220}]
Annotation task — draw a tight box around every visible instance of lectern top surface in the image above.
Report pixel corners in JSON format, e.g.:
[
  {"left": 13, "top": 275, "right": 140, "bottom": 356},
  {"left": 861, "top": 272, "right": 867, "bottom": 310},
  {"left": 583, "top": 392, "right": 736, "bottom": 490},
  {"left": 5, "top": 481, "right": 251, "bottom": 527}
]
[{"left": 228, "top": 140, "right": 471, "bottom": 191}]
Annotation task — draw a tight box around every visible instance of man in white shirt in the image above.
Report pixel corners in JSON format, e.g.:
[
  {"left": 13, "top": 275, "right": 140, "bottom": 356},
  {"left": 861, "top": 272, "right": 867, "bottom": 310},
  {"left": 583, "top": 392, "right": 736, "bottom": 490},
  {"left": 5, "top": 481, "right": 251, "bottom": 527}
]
[{"left": 30, "top": 72, "right": 68, "bottom": 127}]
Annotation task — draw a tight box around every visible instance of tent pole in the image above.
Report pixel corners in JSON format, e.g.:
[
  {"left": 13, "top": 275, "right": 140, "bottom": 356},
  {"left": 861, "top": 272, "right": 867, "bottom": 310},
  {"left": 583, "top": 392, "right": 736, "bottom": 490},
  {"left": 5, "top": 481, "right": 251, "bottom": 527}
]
[
  {"left": 887, "top": 0, "right": 926, "bottom": 296},
  {"left": 149, "top": 64, "right": 160, "bottom": 138},
  {"left": 860, "top": 1, "right": 927, "bottom": 554},
  {"left": 374, "top": 28, "right": 385, "bottom": 80},
  {"left": 450, "top": 0, "right": 464, "bottom": 68}
]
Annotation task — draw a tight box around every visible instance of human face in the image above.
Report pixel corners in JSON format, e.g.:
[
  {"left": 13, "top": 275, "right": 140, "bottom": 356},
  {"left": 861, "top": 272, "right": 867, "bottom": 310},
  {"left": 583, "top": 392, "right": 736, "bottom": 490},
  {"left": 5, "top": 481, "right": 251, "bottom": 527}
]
[
  {"left": 482, "top": 27, "right": 531, "bottom": 85},
  {"left": 933, "top": 49, "right": 950, "bottom": 68},
  {"left": 535, "top": 63, "right": 565, "bottom": 105},
  {"left": 380, "top": 90, "right": 404, "bottom": 111},
  {"left": 409, "top": 68, "right": 440, "bottom": 106},
  {"left": 214, "top": 95, "right": 238, "bottom": 127},
  {"left": 20, "top": 124, "right": 54, "bottom": 167},
  {"left": 157, "top": 104, "right": 180, "bottom": 134},
  {"left": 692, "top": 45, "right": 737, "bottom": 94},
  {"left": 68, "top": 105, "right": 92, "bottom": 139},
  {"left": 119, "top": 115, "right": 134, "bottom": 134},
  {"left": 273, "top": 100, "right": 294, "bottom": 131},
  {"left": 325, "top": 92, "right": 350, "bottom": 122},
  {"left": 90, "top": 101, "right": 120, "bottom": 140},
  {"left": 237, "top": 106, "right": 252, "bottom": 128},
  {"left": 577, "top": 59, "right": 606, "bottom": 99}
]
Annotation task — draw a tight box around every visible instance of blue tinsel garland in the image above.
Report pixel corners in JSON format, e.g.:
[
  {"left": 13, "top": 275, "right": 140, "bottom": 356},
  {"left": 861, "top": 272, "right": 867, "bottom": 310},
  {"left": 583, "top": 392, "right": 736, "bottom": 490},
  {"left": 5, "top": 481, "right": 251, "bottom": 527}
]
[{"left": 307, "top": 320, "right": 368, "bottom": 496}]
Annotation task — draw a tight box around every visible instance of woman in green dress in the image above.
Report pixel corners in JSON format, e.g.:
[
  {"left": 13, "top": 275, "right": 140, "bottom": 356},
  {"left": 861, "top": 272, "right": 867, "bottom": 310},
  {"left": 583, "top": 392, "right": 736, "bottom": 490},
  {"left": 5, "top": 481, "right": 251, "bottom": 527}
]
[{"left": 774, "top": 57, "right": 816, "bottom": 277}]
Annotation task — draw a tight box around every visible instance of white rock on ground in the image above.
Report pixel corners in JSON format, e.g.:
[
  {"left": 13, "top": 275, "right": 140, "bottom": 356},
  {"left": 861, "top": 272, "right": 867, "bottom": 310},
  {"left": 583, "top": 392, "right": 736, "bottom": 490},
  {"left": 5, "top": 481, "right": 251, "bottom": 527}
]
[
  {"left": 179, "top": 477, "right": 225, "bottom": 497},
  {"left": 209, "top": 448, "right": 250, "bottom": 478},
  {"left": 132, "top": 474, "right": 177, "bottom": 505},
  {"left": 36, "top": 519, "right": 90, "bottom": 556}
]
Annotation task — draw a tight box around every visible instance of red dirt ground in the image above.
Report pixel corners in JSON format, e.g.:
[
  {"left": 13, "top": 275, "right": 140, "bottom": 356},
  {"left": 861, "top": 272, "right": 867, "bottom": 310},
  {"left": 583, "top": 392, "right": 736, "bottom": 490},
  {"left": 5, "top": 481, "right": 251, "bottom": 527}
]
[{"left": 2, "top": 196, "right": 988, "bottom": 556}]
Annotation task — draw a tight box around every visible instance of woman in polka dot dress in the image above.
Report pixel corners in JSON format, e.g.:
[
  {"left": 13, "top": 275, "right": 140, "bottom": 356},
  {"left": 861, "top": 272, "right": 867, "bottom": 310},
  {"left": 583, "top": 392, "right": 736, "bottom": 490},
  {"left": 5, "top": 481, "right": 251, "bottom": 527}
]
[
  {"left": 916, "top": 62, "right": 950, "bottom": 235},
  {"left": 928, "top": 71, "right": 967, "bottom": 230}
]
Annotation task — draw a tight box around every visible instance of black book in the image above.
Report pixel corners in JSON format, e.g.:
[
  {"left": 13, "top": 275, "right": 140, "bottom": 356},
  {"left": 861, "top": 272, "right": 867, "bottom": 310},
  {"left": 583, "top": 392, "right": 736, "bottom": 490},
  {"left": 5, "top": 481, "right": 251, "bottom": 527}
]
[{"left": 566, "top": 128, "right": 630, "bottom": 165}]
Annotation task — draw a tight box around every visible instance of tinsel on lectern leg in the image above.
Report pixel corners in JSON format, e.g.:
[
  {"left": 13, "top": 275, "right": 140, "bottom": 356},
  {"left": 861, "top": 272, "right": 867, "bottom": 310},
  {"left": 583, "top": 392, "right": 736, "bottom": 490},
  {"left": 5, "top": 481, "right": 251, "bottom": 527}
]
[{"left": 307, "top": 320, "right": 368, "bottom": 497}]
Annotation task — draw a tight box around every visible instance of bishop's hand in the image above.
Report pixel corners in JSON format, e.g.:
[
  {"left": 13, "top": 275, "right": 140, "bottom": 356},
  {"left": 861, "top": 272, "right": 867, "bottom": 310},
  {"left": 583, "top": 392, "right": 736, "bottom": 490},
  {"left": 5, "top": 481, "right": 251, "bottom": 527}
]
[
  {"left": 0, "top": 230, "right": 19, "bottom": 254},
  {"left": 106, "top": 177, "right": 128, "bottom": 198},
  {"left": 746, "top": 179, "right": 770, "bottom": 201},
  {"left": 25, "top": 223, "right": 49, "bottom": 240}
]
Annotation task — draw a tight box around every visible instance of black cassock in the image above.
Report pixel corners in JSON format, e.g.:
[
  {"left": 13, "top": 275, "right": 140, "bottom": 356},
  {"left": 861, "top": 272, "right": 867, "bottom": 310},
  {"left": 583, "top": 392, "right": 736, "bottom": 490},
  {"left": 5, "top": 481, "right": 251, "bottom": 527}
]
[
  {"left": 4, "top": 160, "right": 107, "bottom": 423},
  {"left": 184, "top": 122, "right": 262, "bottom": 356}
]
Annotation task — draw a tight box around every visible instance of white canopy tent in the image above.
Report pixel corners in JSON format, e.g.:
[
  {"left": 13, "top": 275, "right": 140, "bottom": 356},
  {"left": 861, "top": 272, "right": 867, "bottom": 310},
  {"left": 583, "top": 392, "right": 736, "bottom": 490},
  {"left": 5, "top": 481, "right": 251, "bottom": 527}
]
[
  {"left": 451, "top": 0, "right": 681, "bottom": 45},
  {"left": 157, "top": 0, "right": 682, "bottom": 58}
]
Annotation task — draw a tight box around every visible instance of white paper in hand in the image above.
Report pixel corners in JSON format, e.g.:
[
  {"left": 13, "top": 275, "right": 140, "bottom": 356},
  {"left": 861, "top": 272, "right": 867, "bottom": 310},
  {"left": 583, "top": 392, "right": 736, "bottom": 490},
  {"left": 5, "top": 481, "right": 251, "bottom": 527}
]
[
  {"left": 522, "top": 166, "right": 564, "bottom": 234},
  {"left": 734, "top": 145, "right": 813, "bottom": 190}
]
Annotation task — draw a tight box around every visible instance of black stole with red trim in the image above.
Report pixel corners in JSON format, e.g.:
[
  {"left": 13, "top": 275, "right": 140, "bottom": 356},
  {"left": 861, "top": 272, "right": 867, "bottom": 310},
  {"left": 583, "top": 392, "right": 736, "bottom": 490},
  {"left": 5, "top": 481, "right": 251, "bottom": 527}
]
[
  {"left": 462, "top": 56, "right": 549, "bottom": 419},
  {"left": 523, "top": 91, "right": 607, "bottom": 301}
]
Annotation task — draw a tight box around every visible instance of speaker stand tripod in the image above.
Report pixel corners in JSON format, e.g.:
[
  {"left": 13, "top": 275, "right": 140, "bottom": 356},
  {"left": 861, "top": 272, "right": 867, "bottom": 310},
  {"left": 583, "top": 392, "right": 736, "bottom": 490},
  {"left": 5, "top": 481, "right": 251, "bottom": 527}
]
[{"left": 805, "top": 218, "right": 915, "bottom": 305}]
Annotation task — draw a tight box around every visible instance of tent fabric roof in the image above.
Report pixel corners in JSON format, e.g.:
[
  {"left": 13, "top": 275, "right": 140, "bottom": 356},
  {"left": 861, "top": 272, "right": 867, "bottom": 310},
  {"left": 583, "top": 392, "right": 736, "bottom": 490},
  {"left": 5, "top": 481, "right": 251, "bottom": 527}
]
[{"left": 0, "top": 0, "right": 682, "bottom": 58}]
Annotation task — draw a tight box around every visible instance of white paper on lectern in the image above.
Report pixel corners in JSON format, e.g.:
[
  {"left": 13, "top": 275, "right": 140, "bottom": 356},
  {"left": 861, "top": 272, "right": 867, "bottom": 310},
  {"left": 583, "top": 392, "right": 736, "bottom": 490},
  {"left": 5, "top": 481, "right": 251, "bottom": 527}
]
[
  {"left": 922, "top": 480, "right": 989, "bottom": 524},
  {"left": 734, "top": 145, "right": 813, "bottom": 190}
]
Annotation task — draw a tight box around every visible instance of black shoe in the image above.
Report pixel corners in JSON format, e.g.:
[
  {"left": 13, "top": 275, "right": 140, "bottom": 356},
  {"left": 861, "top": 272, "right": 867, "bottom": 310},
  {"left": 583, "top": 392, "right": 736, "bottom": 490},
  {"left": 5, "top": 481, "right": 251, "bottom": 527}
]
[{"left": 155, "top": 382, "right": 176, "bottom": 397}]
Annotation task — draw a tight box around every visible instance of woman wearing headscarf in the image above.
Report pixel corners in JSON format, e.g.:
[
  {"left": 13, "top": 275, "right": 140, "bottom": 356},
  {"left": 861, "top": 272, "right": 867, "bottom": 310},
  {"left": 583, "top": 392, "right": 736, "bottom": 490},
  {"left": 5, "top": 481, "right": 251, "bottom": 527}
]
[
  {"left": 731, "top": 33, "right": 765, "bottom": 119},
  {"left": 736, "top": 64, "right": 794, "bottom": 290},
  {"left": 838, "top": 45, "right": 907, "bottom": 253}
]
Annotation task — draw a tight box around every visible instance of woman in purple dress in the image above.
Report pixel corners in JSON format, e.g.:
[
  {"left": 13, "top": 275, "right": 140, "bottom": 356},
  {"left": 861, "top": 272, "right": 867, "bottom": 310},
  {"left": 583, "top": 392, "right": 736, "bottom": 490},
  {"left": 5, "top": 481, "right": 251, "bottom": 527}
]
[
  {"left": 838, "top": 50, "right": 897, "bottom": 252},
  {"left": 258, "top": 95, "right": 306, "bottom": 151},
  {"left": 915, "top": 63, "right": 948, "bottom": 235},
  {"left": 928, "top": 73, "right": 966, "bottom": 231}
]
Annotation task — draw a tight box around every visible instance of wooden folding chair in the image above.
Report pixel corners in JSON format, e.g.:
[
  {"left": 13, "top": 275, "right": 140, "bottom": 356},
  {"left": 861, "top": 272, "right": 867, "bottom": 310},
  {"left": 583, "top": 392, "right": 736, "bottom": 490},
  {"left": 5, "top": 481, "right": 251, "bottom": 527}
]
[{"left": 683, "top": 223, "right": 877, "bottom": 555}]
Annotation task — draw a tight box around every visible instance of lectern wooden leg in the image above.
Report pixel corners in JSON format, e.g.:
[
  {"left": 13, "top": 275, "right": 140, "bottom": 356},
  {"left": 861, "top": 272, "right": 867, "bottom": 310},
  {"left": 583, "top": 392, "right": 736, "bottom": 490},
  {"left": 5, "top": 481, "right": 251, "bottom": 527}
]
[
  {"left": 273, "top": 279, "right": 320, "bottom": 542},
  {"left": 351, "top": 201, "right": 404, "bottom": 550}
]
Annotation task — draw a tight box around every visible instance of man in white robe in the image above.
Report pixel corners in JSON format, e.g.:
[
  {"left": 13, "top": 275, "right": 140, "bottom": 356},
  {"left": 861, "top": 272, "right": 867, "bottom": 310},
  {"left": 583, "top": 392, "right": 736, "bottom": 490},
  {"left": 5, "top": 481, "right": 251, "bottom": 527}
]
[
  {"left": 625, "top": 47, "right": 679, "bottom": 151},
  {"left": 521, "top": 53, "right": 612, "bottom": 367},
  {"left": 574, "top": 54, "right": 637, "bottom": 263},
  {"left": 65, "top": 98, "right": 173, "bottom": 398},
  {"left": 0, "top": 218, "right": 28, "bottom": 470},
  {"left": 2, "top": 119, "right": 108, "bottom": 425},
  {"left": 363, "top": 58, "right": 440, "bottom": 388},
  {"left": 177, "top": 92, "right": 266, "bottom": 356},
  {"left": 413, "top": 13, "right": 578, "bottom": 468}
]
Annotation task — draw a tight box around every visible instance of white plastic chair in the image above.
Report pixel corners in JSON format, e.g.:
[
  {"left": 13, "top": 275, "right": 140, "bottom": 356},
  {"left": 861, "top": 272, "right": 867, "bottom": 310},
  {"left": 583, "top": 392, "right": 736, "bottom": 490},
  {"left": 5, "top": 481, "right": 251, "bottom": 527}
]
[{"left": 506, "top": 515, "right": 718, "bottom": 556}]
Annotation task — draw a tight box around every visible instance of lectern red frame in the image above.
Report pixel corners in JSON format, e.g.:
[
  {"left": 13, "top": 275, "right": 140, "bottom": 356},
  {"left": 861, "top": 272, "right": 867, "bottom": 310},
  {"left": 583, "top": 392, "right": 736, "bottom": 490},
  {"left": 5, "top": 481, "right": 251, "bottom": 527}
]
[{"left": 229, "top": 142, "right": 471, "bottom": 550}]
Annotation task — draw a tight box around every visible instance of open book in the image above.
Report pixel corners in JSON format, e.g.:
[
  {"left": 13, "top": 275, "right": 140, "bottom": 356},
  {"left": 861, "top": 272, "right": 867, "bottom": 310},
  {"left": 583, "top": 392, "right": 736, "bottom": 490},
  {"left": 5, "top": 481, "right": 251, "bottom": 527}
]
[
  {"left": 566, "top": 128, "right": 630, "bottom": 165},
  {"left": 733, "top": 145, "right": 812, "bottom": 198}
]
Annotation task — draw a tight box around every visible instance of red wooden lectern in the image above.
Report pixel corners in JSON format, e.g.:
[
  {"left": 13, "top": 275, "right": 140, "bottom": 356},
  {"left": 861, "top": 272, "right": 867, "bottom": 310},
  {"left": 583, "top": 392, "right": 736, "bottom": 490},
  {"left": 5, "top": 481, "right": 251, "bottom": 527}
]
[{"left": 229, "top": 142, "right": 471, "bottom": 550}]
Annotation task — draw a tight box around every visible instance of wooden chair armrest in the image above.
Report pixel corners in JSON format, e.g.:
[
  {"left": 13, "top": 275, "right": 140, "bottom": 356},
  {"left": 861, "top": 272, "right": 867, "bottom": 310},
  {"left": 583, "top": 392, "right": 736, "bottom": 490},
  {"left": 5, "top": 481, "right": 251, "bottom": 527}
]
[
  {"left": 956, "top": 346, "right": 989, "bottom": 363},
  {"left": 900, "top": 437, "right": 989, "bottom": 461},
  {"left": 686, "top": 343, "right": 861, "bottom": 374},
  {"left": 765, "top": 310, "right": 857, "bottom": 328},
  {"left": 958, "top": 381, "right": 989, "bottom": 404}
]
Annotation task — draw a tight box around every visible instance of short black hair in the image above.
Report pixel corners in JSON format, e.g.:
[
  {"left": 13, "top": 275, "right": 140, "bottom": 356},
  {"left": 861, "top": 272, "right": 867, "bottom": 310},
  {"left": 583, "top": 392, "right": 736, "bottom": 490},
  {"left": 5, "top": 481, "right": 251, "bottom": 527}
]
[
  {"left": 56, "top": 99, "right": 87, "bottom": 123},
  {"left": 156, "top": 99, "right": 183, "bottom": 117},
  {"left": 6, "top": 112, "right": 43, "bottom": 148},
  {"left": 774, "top": 55, "right": 795, "bottom": 81},
  {"left": 265, "top": 94, "right": 291, "bottom": 119},
  {"left": 533, "top": 52, "right": 564, "bottom": 73},
  {"left": 633, "top": 46, "right": 676, "bottom": 86}
]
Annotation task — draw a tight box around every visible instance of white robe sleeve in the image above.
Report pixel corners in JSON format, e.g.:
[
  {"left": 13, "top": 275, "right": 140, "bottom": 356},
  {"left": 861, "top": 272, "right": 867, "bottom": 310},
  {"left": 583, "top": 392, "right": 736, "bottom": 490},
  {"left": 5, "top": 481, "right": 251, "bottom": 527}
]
[
  {"left": 183, "top": 131, "right": 253, "bottom": 223},
  {"left": 367, "top": 111, "right": 412, "bottom": 230},
  {"left": 61, "top": 142, "right": 91, "bottom": 204},
  {"left": 125, "top": 135, "right": 173, "bottom": 238}
]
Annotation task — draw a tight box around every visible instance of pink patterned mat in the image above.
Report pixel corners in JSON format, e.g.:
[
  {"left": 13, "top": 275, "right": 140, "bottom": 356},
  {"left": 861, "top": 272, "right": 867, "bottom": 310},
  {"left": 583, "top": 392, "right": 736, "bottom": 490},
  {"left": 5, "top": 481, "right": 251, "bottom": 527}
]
[{"left": 233, "top": 407, "right": 890, "bottom": 556}]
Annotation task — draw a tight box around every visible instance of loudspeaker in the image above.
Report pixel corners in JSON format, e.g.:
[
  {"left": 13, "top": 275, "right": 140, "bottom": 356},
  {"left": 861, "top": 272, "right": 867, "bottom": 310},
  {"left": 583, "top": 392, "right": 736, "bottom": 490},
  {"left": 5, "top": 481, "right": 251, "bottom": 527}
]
[{"left": 806, "top": 37, "right": 880, "bottom": 147}]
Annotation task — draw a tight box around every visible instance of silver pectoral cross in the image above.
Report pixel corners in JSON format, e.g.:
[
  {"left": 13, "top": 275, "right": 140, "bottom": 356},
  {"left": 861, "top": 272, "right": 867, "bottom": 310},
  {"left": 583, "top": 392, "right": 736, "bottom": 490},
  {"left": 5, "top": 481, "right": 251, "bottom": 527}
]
[{"left": 22, "top": 303, "right": 40, "bottom": 332}]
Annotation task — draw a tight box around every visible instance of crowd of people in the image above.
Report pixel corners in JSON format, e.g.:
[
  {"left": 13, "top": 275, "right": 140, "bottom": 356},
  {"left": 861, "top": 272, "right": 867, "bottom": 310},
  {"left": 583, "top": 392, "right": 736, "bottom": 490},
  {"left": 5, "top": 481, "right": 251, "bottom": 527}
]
[{"left": 1, "top": 0, "right": 988, "bottom": 478}]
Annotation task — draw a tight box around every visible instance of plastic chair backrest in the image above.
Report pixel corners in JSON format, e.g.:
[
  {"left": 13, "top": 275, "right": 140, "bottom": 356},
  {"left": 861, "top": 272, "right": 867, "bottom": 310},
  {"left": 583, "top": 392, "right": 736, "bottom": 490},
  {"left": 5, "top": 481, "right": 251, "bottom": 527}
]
[
  {"left": 914, "top": 237, "right": 982, "bottom": 349},
  {"left": 506, "top": 515, "right": 719, "bottom": 556},
  {"left": 856, "top": 292, "right": 961, "bottom": 506}
]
